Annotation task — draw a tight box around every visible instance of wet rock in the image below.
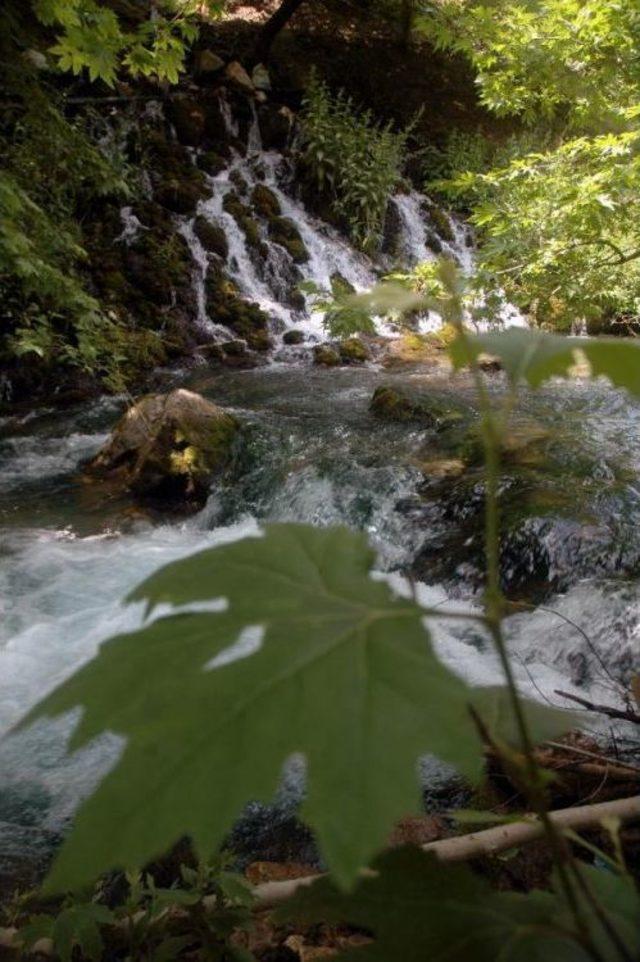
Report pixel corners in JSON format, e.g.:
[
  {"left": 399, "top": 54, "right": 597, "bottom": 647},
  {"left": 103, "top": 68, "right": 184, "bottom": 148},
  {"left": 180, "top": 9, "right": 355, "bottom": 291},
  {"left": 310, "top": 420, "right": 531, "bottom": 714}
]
[
  {"left": 258, "top": 103, "right": 295, "bottom": 151},
  {"left": 225, "top": 60, "right": 254, "bottom": 94},
  {"left": 380, "top": 332, "right": 449, "bottom": 369},
  {"left": 252, "top": 63, "right": 271, "bottom": 92},
  {"left": 166, "top": 96, "right": 206, "bottom": 146},
  {"left": 418, "top": 458, "right": 466, "bottom": 481},
  {"left": 86, "top": 389, "right": 239, "bottom": 505},
  {"left": 268, "top": 216, "right": 309, "bottom": 263},
  {"left": 246, "top": 330, "right": 273, "bottom": 352},
  {"left": 381, "top": 200, "right": 404, "bottom": 258},
  {"left": 425, "top": 202, "right": 455, "bottom": 243},
  {"left": 195, "top": 49, "right": 224, "bottom": 76},
  {"left": 194, "top": 216, "right": 229, "bottom": 259},
  {"left": 155, "top": 177, "right": 205, "bottom": 215},
  {"left": 283, "top": 329, "right": 305, "bottom": 345},
  {"left": 197, "top": 150, "right": 227, "bottom": 177},
  {"left": 201, "top": 90, "right": 229, "bottom": 142},
  {"left": 426, "top": 232, "right": 443, "bottom": 255},
  {"left": 287, "top": 287, "right": 307, "bottom": 312},
  {"left": 205, "top": 266, "right": 271, "bottom": 341},
  {"left": 223, "top": 191, "right": 262, "bottom": 249},
  {"left": 313, "top": 345, "right": 341, "bottom": 366},
  {"left": 229, "top": 169, "right": 249, "bottom": 195},
  {"left": 339, "top": 337, "right": 369, "bottom": 363},
  {"left": 251, "top": 183, "right": 281, "bottom": 219},
  {"left": 370, "top": 386, "right": 463, "bottom": 428}
]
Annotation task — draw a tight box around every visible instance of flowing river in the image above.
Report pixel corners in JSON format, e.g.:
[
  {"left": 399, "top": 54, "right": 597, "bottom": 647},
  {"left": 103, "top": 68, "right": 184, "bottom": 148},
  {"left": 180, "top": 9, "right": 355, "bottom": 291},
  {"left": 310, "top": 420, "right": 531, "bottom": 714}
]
[{"left": 1, "top": 102, "right": 639, "bottom": 888}]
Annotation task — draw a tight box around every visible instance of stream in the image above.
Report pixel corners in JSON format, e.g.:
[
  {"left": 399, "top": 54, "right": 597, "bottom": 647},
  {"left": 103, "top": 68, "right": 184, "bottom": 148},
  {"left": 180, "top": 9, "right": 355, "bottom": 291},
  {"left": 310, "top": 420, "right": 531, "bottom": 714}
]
[{"left": 1, "top": 101, "right": 639, "bottom": 889}]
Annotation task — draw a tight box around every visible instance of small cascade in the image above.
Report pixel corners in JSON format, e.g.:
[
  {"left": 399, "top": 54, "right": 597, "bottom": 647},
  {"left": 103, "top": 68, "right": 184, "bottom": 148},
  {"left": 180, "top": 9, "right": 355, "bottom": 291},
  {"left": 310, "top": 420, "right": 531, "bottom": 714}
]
[{"left": 177, "top": 91, "right": 512, "bottom": 347}]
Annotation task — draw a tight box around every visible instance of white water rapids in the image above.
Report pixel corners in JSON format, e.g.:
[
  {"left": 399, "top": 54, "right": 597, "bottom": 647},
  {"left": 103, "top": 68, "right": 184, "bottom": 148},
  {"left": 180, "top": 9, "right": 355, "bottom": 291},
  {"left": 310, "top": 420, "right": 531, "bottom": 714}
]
[{"left": 0, "top": 101, "right": 636, "bottom": 874}]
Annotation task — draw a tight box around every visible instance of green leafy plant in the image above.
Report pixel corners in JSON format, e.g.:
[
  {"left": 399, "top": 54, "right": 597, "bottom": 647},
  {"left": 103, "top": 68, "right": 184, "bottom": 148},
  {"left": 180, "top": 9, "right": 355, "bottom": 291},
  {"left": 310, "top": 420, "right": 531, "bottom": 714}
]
[
  {"left": 13, "top": 855, "right": 254, "bottom": 962},
  {"left": 299, "top": 277, "right": 376, "bottom": 338},
  {"left": 299, "top": 75, "right": 410, "bottom": 250},
  {"left": 418, "top": 0, "right": 640, "bottom": 331},
  {"left": 33, "top": 0, "right": 226, "bottom": 86}
]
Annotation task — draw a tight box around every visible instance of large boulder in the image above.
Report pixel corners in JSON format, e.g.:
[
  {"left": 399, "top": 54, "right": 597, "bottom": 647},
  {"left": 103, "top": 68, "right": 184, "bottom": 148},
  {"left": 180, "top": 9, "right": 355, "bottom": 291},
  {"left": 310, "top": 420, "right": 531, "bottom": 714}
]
[{"left": 86, "top": 389, "right": 239, "bottom": 504}]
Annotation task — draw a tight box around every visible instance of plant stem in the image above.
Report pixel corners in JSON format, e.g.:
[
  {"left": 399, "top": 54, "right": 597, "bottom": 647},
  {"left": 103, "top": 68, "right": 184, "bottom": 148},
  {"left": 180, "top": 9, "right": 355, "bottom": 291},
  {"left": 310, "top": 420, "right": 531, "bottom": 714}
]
[{"left": 455, "top": 324, "right": 605, "bottom": 962}]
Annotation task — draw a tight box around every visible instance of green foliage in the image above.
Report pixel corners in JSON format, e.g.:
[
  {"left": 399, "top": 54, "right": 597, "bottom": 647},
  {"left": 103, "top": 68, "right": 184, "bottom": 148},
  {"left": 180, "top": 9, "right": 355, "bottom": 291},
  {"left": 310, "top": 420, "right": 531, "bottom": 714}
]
[
  {"left": 418, "top": 0, "right": 640, "bottom": 329},
  {"left": 0, "top": 81, "right": 133, "bottom": 385},
  {"left": 449, "top": 327, "right": 640, "bottom": 396},
  {"left": 13, "top": 855, "right": 254, "bottom": 962},
  {"left": 300, "top": 75, "right": 409, "bottom": 249},
  {"left": 420, "top": 0, "right": 640, "bottom": 127},
  {"left": 33, "top": 0, "right": 225, "bottom": 86},
  {"left": 19, "top": 903, "right": 115, "bottom": 962},
  {"left": 0, "top": 0, "right": 221, "bottom": 392},
  {"left": 299, "top": 277, "right": 376, "bottom": 338},
  {"left": 281, "top": 846, "right": 640, "bottom": 961}
]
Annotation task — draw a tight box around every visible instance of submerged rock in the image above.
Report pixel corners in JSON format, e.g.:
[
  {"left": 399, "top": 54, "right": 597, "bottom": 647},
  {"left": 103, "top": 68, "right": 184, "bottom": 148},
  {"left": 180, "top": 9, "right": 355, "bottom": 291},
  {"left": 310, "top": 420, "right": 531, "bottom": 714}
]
[
  {"left": 86, "top": 389, "right": 239, "bottom": 504},
  {"left": 339, "top": 337, "right": 369, "bottom": 363},
  {"left": 370, "top": 386, "right": 463, "bottom": 429},
  {"left": 313, "top": 345, "right": 341, "bottom": 366}
]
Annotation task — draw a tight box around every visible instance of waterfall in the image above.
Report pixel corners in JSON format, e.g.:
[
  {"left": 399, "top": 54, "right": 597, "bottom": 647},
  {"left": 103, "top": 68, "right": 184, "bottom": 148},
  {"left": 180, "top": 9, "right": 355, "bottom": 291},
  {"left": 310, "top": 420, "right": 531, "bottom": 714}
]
[{"left": 174, "top": 93, "right": 518, "bottom": 347}]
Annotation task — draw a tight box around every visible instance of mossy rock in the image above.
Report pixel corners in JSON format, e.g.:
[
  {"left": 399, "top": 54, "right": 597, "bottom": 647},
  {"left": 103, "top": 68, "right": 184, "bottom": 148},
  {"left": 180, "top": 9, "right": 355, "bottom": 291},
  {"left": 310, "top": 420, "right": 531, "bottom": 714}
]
[
  {"left": 155, "top": 177, "right": 206, "bottom": 215},
  {"left": 197, "top": 151, "right": 227, "bottom": 177},
  {"left": 205, "top": 268, "right": 270, "bottom": 337},
  {"left": 339, "top": 337, "right": 369, "bottom": 363},
  {"left": 194, "top": 216, "right": 229, "bottom": 259},
  {"left": 86, "top": 389, "right": 240, "bottom": 505},
  {"left": 426, "top": 204, "right": 455, "bottom": 243},
  {"left": 229, "top": 169, "right": 249, "bottom": 195},
  {"left": 370, "top": 386, "right": 464, "bottom": 429},
  {"left": 166, "top": 96, "right": 206, "bottom": 147},
  {"left": 246, "top": 330, "right": 273, "bottom": 352},
  {"left": 223, "top": 192, "right": 262, "bottom": 248},
  {"left": 124, "top": 230, "right": 193, "bottom": 306},
  {"left": 425, "top": 232, "right": 443, "bottom": 255},
  {"left": 268, "top": 216, "right": 309, "bottom": 264},
  {"left": 313, "top": 345, "right": 341, "bottom": 367},
  {"left": 330, "top": 272, "right": 356, "bottom": 296},
  {"left": 283, "top": 329, "right": 305, "bottom": 345},
  {"left": 251, "top": 183, "right": 281, "bottom": 219},
  {"left": 287, "top": 287, "right": 306, "bottom": 312}
]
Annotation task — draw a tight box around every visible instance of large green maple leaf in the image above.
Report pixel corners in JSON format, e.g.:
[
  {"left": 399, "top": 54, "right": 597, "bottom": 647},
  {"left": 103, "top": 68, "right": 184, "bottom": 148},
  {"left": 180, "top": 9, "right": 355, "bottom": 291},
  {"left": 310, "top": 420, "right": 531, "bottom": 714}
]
[
  {"left": 18, "top": 524, "right": 576, "bottom": 892},
  {"left": 22, "top": 524, "right": 483, "bottom": 891}
]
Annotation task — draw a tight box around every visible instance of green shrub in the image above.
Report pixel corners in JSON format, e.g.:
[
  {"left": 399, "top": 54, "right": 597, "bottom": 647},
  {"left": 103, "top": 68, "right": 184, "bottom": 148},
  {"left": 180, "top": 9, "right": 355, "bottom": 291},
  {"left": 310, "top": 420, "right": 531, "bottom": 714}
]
[{"left": 299, "top": 75, "right": 409, "bottom": 250}]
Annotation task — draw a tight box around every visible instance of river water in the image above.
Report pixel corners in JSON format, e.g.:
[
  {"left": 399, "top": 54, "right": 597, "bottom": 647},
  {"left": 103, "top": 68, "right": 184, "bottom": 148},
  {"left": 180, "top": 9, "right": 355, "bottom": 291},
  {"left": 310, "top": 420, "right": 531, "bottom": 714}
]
[{"left": 0, "top": 104, "right": 639, "bottom": 886}]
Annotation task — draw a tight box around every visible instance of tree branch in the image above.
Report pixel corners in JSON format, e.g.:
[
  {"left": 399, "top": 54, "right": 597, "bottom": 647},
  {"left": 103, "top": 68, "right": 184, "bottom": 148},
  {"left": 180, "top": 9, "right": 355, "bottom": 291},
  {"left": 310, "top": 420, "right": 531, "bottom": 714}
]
[
  {"left": 253, "top": 794, "right": 640, "bottom": 907},
  {"left": 555, "top": 690, "right": 640, "bottom": 726}
]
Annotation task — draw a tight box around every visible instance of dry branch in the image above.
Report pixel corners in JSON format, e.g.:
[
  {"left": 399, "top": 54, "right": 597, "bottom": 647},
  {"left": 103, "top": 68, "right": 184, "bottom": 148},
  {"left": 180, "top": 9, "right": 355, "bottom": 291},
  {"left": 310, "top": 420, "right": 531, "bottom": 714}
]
[
  {"left": 555, "top": 690, "right": 640, "bottom": 725},
  {"left": 253, "top": 794, "right": 640, "bottom": 907}
]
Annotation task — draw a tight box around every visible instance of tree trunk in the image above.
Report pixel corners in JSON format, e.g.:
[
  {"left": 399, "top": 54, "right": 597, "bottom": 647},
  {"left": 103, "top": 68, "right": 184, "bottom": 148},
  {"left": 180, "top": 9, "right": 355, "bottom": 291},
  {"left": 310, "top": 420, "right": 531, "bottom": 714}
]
[{"left": 254, "top": 0, "right": 308, "bottom": 64}]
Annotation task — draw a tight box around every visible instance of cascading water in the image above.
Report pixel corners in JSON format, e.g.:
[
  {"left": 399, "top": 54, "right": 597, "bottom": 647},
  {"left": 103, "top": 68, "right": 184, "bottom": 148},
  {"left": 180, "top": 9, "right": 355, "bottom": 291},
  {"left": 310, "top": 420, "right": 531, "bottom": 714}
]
[
  {"left": 0, "top": 93, "right": 638, "bottom": 885},
  {"left": 175, "top": 95, "right": 513, "bottom": 345}
]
